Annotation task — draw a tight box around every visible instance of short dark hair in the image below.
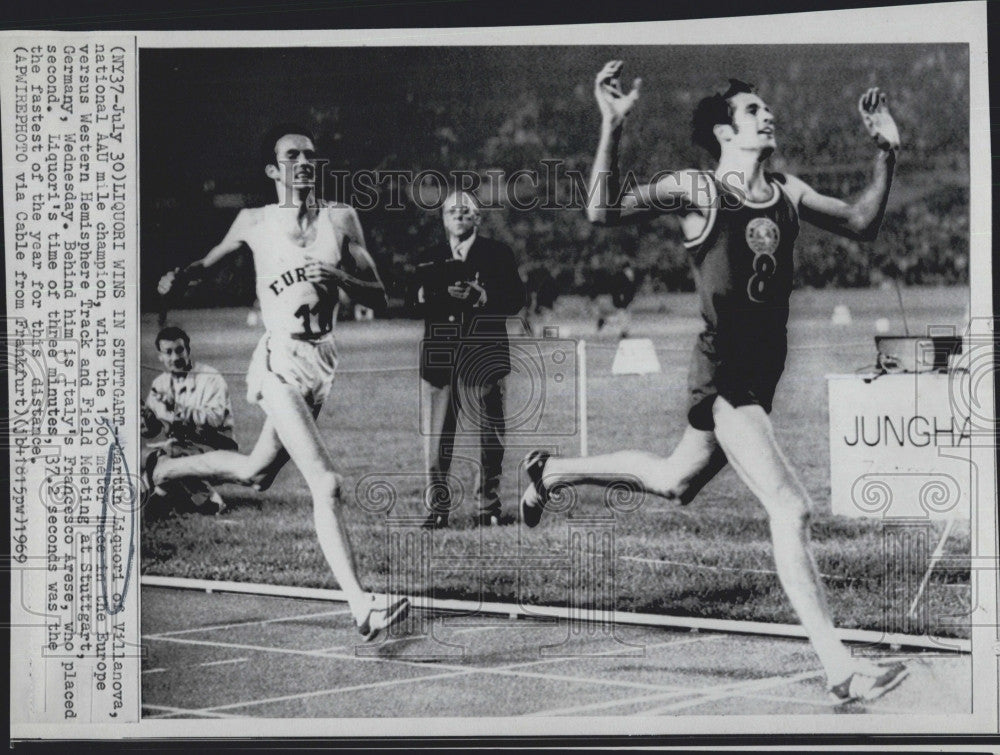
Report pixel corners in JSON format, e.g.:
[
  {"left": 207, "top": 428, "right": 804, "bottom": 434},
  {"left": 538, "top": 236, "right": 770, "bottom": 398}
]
[
  {"left": 155, "top": 326, "right": 190, "bottom": 351},
  {"left": 260, "top": 123, "right": 316, "bottom": 168},
  {"left": 691, "top": 79, "right": 756, "bottom": 160}
]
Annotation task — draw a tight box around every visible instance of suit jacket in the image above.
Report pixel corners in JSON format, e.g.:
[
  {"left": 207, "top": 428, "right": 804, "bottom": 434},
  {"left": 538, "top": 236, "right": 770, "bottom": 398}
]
[{"left": 419, "top": 235, "right": 526, "bottom": 388}]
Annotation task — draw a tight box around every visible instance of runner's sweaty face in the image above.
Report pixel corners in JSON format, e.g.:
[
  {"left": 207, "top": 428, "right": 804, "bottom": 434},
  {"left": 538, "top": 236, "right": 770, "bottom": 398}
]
[{"left": 157, "top": 338, "right": 192, "bottom": 375}]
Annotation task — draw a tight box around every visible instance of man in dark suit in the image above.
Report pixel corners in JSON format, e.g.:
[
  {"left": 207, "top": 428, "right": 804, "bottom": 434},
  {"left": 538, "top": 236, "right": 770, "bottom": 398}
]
[{"left": 418, "top": 190, "right": 526, "bottom": 528}]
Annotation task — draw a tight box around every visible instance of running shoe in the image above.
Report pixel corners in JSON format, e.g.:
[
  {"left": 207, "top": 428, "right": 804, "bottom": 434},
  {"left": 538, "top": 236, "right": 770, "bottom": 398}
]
[
  {"left": 519, "top": 450, "right": 551, "bottom": 528},
  {"left": 140, "top": 449, "right": 162, "bottom": 500},
  {"left": 828, "top": 661, "right": 909, "bottom": 705},
  {"left": 358, "top": 596, "right": 411, "bottom": 642}
]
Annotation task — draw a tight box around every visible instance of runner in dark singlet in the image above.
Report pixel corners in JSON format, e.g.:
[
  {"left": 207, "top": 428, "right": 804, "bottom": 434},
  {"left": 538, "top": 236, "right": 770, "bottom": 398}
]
[
  {"left": 520, "top": 64, "right": 908, "bottom": 704},
  {"left": 685, "top": 170, "right": 798, "bottom": 430}
]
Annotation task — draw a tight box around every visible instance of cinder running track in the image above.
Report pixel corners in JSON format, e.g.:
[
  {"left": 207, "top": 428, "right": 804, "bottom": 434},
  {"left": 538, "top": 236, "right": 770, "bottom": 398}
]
[{"left": 141, "top": 586, "right": 970, "bottom": 719}]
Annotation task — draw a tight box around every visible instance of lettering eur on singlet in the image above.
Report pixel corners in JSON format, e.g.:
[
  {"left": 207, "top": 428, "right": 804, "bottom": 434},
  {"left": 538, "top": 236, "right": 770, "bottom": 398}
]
[{"left": 245, "top": 204, "right": 343, "bottom": 339}]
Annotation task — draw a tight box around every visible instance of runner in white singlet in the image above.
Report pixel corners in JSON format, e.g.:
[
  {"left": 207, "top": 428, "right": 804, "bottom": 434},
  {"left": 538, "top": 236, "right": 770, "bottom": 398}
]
[{"left": 150, "top": 125, "right": 409, "bottom": 641}]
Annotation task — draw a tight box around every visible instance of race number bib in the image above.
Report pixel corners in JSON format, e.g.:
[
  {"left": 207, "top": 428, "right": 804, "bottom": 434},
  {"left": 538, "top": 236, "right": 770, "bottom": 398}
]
[{"left": 745, "top": 217, "right": 780, "bottom": 303}]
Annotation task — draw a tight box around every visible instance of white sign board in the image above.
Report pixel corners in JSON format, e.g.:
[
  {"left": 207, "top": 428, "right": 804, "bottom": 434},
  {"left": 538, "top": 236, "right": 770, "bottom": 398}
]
[{"left": 827, "top": 373, "right": 972, "bottom": 520}]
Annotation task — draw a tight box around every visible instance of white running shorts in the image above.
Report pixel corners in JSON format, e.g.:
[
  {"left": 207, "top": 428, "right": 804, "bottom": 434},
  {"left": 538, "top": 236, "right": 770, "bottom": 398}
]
[{"left": 246, "top": 333, "right": 338, "bottom": 409}]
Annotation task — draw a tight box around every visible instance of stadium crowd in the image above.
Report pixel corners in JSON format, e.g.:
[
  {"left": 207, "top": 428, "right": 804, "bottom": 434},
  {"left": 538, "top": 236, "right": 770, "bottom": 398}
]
[{"left": 142, "top": 46, "right": 968, "bottom": 313}]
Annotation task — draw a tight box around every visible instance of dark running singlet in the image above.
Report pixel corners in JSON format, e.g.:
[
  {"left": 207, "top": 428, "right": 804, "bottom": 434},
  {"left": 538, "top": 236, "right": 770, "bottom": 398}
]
[{"left": 683, "top": 172, "right": 800, "bottom": 431}]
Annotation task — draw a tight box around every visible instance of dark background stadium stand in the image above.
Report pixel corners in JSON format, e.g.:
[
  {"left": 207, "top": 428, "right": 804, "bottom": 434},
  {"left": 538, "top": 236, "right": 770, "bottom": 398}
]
[{"left": 140, "top": 45, "right": 969, "bottom": 315}]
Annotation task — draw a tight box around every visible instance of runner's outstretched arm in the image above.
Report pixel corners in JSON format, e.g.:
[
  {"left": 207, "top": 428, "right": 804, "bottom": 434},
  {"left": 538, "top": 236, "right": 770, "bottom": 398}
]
[
  {"left": 585, "top": 60, "right": 697, "bottom": 227},
  {"left": 585, "top": 60, "right": 641, "bottom": 226},
  {"left": 783, "top": 87, "right": 900, "bottom": 241},
  {"left": 157, "top": 210, "right": 253, "bottom": 298}
]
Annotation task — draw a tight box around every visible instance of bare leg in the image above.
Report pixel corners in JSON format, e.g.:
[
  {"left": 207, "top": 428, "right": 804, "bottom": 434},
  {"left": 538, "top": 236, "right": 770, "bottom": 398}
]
[
  {"left": 710, "top": 396, "right": 860, "bottom": 684},
  {"left": 153, "top": 420, "right": 289, "bottom": 489},
  {"left": 248, "top": 422, "right": 291, "bottom": 491},
  {"left": 542, "top": 424, "right": 728, "bottom": 504},
  {"left": 255, "top": 372, "right": 369, "bottom": 620}
]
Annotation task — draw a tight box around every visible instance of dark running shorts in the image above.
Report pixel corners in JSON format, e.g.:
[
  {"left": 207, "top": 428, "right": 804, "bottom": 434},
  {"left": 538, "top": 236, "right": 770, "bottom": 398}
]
[{"left": 686, "top": 331, "right": 787, "bottom": 431}]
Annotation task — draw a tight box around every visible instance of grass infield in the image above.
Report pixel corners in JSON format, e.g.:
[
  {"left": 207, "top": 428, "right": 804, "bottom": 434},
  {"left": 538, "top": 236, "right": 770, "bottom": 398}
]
[{"left": 141, "top": 286, "right": 971, "bottom": 638}]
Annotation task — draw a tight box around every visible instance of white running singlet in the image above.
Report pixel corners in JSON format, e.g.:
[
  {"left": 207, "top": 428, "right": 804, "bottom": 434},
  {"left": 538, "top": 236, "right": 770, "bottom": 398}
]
[{"left": 243, "top": 203, "right": 355, "bottom": 339}]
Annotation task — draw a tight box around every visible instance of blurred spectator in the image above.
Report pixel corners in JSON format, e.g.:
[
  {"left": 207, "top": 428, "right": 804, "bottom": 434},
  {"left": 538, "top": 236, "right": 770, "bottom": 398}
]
[
  {"left": 525, "top": 264, "right": 560, "bottom": 332},
  {"left": 609, "top": 262, "right": 640, "bottom": 338}
]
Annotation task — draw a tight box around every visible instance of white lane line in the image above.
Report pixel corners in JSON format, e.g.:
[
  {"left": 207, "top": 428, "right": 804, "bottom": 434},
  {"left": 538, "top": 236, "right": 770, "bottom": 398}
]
[
  {"left": 638, "top": 670, "right": 824, "bottom": 715},
  {"left": 195, "top": 667, "right": 480, "bottom": 713},
  {"left": 198, "top": 657, "right": 250, "bottom": 668},
  {"left": 144, "top": 659, "right": 251, "bottom": 673},
  {"left": 529, "top": 667, "right": 819, "bottom": 717},
  {"left": 146, "top": 608, "right": 353, "bottom": 638},
  {"left": 313, "top": 645, "right": 349, "bottom": 654},
  {"left": 362, "top": 630, "right": 724, "bottom": 680},
  {"left": 150, "top": 623, "right": 717, "bottom": 673},
  {"left": 370, "top": 622, "right": 509, "bottom": 645},
  {"left": 190, "top": 630, "right": 726, "bottom": 715},
  {"left": 147, "top": 635, "right": 487, "bottom": 715},
  {"left": 386, "top": 635, "right": 721, "bottom": 694},
  {"left": 142, "top": 704, "right": 244, "bottom": 719},
  {"left": 370, "top": 622, "right": 514, "bottom": 645},
  {"left": 147, "top": 635, "right": 347, "bottom": 659}
]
